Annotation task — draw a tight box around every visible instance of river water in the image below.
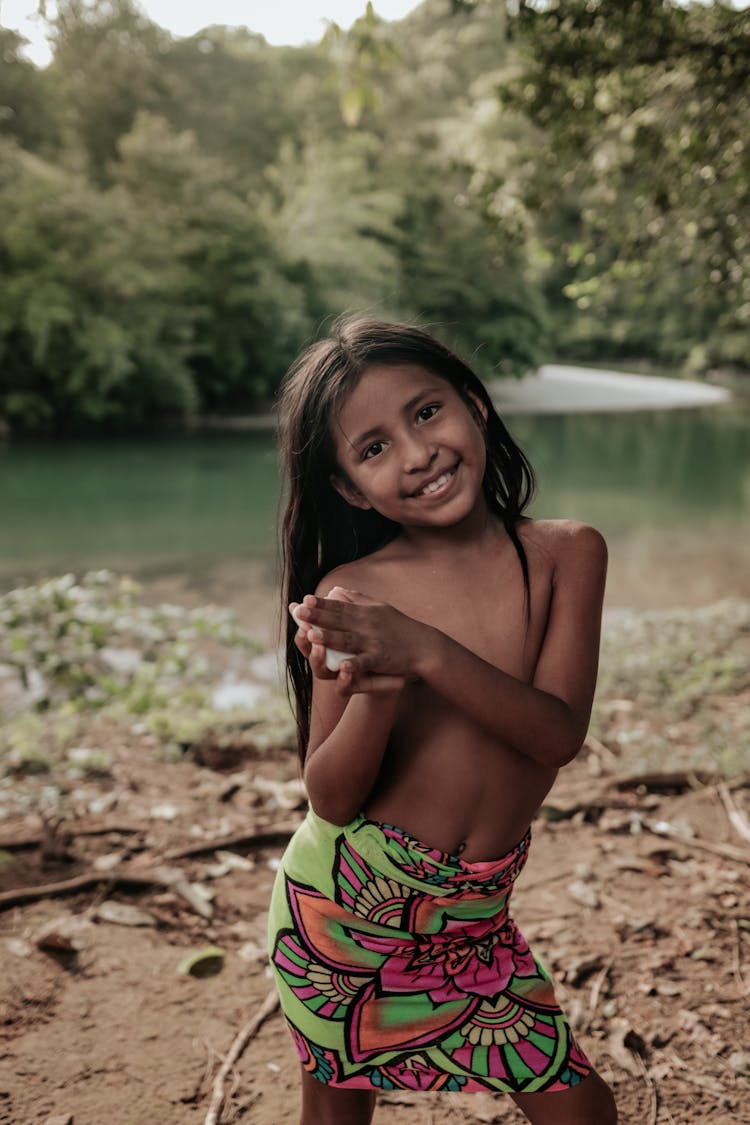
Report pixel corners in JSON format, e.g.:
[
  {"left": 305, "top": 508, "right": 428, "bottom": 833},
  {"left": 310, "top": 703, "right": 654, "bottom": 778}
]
[{"left": 1, "top": 404, "right": 748, "bottom": 638}]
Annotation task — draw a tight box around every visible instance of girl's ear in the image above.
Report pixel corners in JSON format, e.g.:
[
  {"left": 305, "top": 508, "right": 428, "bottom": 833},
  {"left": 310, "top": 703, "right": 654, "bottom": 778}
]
[
  {"left": 467, "top": 390, "right": 488, "bottom": 422},
  {"left": 330, "top": 473, "right": 372, "bottom": 510}
]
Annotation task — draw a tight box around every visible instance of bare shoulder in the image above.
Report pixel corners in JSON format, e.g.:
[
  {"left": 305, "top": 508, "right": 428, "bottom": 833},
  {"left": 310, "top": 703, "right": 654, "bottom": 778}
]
[
  {"left": 314, "top": 542, "right": 399, "bottom": 598},
  {"left": 519, "top": 518, "right": 608, "bottom": 574},
  {"left": 315, "top": 560, "right": 367, "bottom": 598}
]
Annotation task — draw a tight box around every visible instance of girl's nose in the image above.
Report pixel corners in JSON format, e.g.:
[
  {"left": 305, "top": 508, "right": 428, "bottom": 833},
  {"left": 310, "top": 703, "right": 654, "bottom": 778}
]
[{"left": 402, "top": 433, "right": 437, "bottom": 472}]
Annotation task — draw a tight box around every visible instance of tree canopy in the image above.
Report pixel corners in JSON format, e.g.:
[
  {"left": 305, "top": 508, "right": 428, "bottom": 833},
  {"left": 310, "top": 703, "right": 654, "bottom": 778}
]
[{"left": 0, "top": 0, "right": 746, "bottom": 433}]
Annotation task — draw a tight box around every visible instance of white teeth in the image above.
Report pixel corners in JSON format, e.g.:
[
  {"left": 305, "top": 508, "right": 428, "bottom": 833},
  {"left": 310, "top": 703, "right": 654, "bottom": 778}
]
[{"left": 420, "top": 470, "right": 453, "bottom": 495}]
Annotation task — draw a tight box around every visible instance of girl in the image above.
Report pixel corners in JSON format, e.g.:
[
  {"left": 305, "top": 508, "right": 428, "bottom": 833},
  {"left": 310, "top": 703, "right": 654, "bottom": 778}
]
[{"left": 268, "top": 318, "right": 616, "bottom": 1125}]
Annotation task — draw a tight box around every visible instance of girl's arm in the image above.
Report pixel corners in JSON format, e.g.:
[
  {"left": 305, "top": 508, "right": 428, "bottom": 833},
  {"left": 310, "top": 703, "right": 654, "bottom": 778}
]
[
  {"left": 303, "top": 675, "right": 403, "bottom": 825},
  {"left": 294, "top": 525, "right": 607, "bottom": 771},
  {"left": 420, "top": 525, "right": 607, "bottom": 767},
  {"left": 292, "top": 588, "right": 406, "bottom": 826}
]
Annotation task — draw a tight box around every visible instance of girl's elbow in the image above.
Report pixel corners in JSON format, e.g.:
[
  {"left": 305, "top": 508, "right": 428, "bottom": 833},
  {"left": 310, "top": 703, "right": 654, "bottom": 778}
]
[
  {"left": 549, "top": 723, "right": 587, "bottom": 767},
  {"left": 304, "top": 771, "right": 359, "bottom": 826},
  {"left": 307, "top": 794, "right": 358, "bottom": 826},
  {"left": 551, "top": 739, "right": 583, "bottom": 768},
  {"left": 545, "top": 703, "right": 589, "bottom": 767}
]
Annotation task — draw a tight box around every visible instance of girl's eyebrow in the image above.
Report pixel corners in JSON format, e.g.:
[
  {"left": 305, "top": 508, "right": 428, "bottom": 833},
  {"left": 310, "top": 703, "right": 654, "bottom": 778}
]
[{"left": 350, "top": 386, "right": 444, "bottom": 449}]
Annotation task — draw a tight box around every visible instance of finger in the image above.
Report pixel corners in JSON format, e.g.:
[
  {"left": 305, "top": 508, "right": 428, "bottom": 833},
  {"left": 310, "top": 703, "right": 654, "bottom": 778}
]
[
  {"left": 305, "top": 592, "right": 363, "bottom": 614},
  {"left": 290, "top": 602, "right": 309, "bottom": 638},
  {"left": 347, "top": 674, "right": 406, "bottom": 695},
  {"left": 327, "top": 586, "right": 371, "bottom": 604},
  {"left": 334, "top": 660, "right": 357, "bottom": 696},
  {"left": 309, "top": 642, "right": 337, "bottom": 679},
  {"left": 296, "top": 597, "right": 354, "bottom": 628},
  {"left": 326, "top": 586, "right": 355, "bottom": 603},
  {"left": 293, "top": 631, "right": 312, "bottom": 657},
  {"left": 307, "top": 625, "right": 359, "bottom": 653}
]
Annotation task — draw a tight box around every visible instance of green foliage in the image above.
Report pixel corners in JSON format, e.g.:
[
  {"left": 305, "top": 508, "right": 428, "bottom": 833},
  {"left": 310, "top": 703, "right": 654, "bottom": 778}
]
[
  {"left": 0, "top": 570, "right": 270, "bottom": 773},
  {"left": 322, "top": 2, "right": 402, "bottom": 127},
  {"left": 506, "top": 0, "right": 750, "bottom": 370},
  {"left": 2, "top": 0, "right": 745, "bottom": 433},
  {"left": 592, "top": 600, "right": 750, "bottom": 776},
  {"left": 46, "top": 0, "right": 173, "bottom": 182},
  {"left": 0, "top": 570, "right": 257, "bottom": 710},
  {"left": 265, "top": 130, "right": 404, "bottom": 316},
  {"left": 0, "top": 28, "right": 59, "bottom": 151},
  {"left": 0, "top": 137, "right": 197, "bottom": 430}
]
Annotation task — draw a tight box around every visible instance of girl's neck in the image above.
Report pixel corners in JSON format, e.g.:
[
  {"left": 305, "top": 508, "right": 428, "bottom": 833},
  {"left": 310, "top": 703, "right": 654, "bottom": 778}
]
[{"left": 398, "top": 502, "right": 507, "bottom": 559}]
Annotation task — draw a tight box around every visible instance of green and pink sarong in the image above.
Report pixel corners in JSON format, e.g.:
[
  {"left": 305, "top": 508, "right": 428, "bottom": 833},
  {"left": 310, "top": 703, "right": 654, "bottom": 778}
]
[{"left": 268, "top": 810, "right": 590, "bottom": 1094}]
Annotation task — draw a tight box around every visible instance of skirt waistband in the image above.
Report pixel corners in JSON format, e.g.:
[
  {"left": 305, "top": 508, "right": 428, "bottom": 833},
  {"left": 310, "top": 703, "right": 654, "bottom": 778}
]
[{"left": 304, "top": 810, "right": 532, "bottom": 897}]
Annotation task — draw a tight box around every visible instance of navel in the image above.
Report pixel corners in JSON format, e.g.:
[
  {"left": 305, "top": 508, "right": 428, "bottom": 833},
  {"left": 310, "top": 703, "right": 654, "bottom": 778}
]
[{"left": 456, "top": 839, "right": 467, "bottom": 856}]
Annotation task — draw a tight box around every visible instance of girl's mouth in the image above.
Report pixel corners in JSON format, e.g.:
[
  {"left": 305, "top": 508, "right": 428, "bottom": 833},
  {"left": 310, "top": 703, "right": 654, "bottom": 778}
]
[{"left": 413, "top": 466, "right": 458, "bottom": 498}]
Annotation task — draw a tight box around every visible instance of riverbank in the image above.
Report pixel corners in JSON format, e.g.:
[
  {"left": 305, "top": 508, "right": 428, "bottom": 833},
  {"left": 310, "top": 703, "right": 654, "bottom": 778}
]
[
  {"left": 0, "top": 575, "right": 748, "bottom": 1124},
  {"left": 191, "top": 363, "right": 734, "bottom": 431},
  {"left": 493, "top": 363, "right": 732, "bottom": 413},
  {"left": 0, "top": 573, "right": 747, "bottom": 788}
]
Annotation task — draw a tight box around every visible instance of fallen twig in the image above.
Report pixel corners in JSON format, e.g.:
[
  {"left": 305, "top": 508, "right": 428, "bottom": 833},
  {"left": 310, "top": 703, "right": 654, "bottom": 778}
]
[
  {"left": 732, "top": 918, "right": 750, "bottom": 998},
  {"left": 588, "top": 956, "right": 614, "bottom": 1018},
  {"left": 610, "top": 768, "right": 736, "bottom": 794},
  {"left": 204, "top": 988, "right": 280, "bottom": 1125},
  {"left": 718, "top": 783, "right": 750, "bottom": 845},
  {"left": 0, "top": 822, "right": 300, "bottom": 912},
  {"left": 0, "top": 822, "right": 141, "bottom": 852},
  {"left": 635, "top": 1056, "right": 658, "bottom": 1125},
  {"left": 1, "top": 863, "right": 201, "bottom": 915},
  {"left": 582, "top": 734, "right": 620, "bottom": 763},
  {"left": 163, "top": 821, "right": 300, "bottom": 861},
  {"left": 641, "top": 817, "right": 750, "bottom": 867},
  {"left": 0, "top": 868, "right": 153, "bottom": 910}
]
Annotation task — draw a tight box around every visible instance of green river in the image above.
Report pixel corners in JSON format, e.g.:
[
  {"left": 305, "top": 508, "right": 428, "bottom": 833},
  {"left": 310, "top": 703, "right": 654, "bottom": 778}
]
[{"left": 1, "top": 405, "right": 748, "bottom": 633}]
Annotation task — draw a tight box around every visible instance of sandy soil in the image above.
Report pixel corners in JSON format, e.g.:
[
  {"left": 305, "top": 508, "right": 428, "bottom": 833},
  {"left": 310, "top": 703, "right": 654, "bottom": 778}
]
[{"left": 1, "top": 721, "right": 748, "bottom": 1125}]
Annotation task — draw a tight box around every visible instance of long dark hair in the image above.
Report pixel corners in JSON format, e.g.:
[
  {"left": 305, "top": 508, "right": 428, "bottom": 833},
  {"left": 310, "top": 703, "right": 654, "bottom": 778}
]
[{"left": 278, "top": 317, "right": 535, "bottom": 763}]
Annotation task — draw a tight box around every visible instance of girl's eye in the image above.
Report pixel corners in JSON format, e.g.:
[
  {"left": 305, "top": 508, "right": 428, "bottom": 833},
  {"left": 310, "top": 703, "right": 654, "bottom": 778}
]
[
  {"left": 417, "top": 403, "right": 440, "bottom": 422},
  {"left": 362, "top": 441, "right": 385, "bottom": 461}
]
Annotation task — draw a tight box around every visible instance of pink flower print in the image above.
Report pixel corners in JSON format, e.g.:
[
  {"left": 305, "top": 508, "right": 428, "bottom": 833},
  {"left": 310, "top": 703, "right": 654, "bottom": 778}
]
[{"left": 378, "top": 922, "right": 536, "bottom": 1003}]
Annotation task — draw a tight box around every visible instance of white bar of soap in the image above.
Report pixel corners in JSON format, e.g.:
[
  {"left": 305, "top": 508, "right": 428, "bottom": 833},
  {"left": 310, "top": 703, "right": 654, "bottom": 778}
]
[{"left": 291, "top": 607, "right": 354, "bottom": 672}]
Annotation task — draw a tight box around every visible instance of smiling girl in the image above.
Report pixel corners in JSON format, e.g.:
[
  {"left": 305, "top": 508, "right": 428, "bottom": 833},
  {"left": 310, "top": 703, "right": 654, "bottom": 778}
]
[{"left": 268, "top": 318, "right": 616, "bottom": 1124}]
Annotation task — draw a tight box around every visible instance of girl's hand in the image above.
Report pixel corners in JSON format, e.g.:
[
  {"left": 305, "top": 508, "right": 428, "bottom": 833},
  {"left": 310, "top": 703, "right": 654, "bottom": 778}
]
[
  {"left": 290, "top": 593, "right": 409, "bottom": 696},
  {"left": 292, "top": 587, "right": 431, "bottom": 682},
  {"left": 334, "top": 659, "right": 407, "bottom": 697},
  {"left": 290, "top": 602, "right": 336, "bottom": 679}
]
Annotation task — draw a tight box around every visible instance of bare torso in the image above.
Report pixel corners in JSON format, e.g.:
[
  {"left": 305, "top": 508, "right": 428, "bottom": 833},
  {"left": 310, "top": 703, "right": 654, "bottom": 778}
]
[{"left": 322, "top": 519, "right": 562, "bottom": 860}]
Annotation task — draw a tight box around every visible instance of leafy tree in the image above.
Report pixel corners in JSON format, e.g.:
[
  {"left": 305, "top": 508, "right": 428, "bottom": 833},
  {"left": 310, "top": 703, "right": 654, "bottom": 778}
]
[
  {"left": 396, "top": 180, "right": 548, "bottom": 375},
  {"left": 0, "top": 28, "right": 59, "bottom": 152},
  {"left": 0, "top": 136, "right": 197, "bottom": 432},
  {"left": 265, "top": 129, "right": 404, "bottom": 317},
  {"left": 322, "top": 2, "right": 402, "bottom": 127},
  {"left": 506, "top": 0, "right": 750, "bottom": 370},
  {"left": 154, "top": 27, "right": 311, "bottom": 186},
  {"left": 46, "top": 0, "right": 172, "bottom": 182},
  {"left": 113, "top": 112, "right": 314, "bottom": 406}
]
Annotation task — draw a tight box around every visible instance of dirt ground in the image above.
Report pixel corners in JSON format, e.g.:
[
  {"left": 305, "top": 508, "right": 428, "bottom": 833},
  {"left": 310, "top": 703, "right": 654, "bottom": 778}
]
[{"left": 1, "top": 715, "right": 749, "bottom": 1125}]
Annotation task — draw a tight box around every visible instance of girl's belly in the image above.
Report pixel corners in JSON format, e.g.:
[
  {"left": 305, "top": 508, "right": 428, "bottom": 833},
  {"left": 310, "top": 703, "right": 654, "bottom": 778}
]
[{"left": 362, "top": 706, "right": 558, "bottom": 862}]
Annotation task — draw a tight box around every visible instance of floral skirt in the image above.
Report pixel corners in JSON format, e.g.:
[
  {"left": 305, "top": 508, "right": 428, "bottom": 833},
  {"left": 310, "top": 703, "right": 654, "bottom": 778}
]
[{"left": 268, "top": 810, "right": 590, "bottom": 1093}]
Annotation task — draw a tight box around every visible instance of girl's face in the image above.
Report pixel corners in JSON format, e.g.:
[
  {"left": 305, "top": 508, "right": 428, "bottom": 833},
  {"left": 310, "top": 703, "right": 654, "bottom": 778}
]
[{"left": 329, "top": 363, "right": 489, "bottom": 530}]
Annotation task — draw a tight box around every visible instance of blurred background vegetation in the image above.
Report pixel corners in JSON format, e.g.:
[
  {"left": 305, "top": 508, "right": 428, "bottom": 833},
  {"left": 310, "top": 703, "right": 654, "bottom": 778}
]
[{"left": 1, "top": 0, "right": 748, "bottom": 435}]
